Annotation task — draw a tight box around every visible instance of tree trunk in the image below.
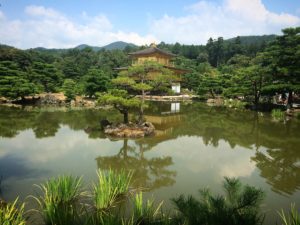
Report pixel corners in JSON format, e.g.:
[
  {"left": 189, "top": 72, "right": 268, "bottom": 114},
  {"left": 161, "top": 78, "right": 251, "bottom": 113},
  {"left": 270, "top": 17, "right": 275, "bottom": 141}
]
[
  {"left": 253, "top": 81, "right": 260, "bottom": 109},
  {"left": 123, "top": 111, "right": 129, "bottom": 124},
  {"left": 287, "top": 90, "right": 293, "bottom": 108},
  {"left": 210, "top": 89, "right": 215, "bottom": 99},
  {"left": 138, "top": 89, "right": 145, "bottom": 125}
]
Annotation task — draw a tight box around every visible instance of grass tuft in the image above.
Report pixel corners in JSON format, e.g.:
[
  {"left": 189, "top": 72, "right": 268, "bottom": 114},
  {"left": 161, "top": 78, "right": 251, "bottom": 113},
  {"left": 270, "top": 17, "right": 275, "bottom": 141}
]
[
  {"left": 133, "top": 192, "right": 164, "bottom": 224},
  {"left": 279, "top": 203, "right": 300, "bottom": 225},
  {"left": 93, "top": 169, "right": 133, "bottom": 212},
  {"left": 0, "top": 198, "right": 26, "bottom": 225},
  {"left": 33, "top": 175, "right": 83, "bottom": 225}
]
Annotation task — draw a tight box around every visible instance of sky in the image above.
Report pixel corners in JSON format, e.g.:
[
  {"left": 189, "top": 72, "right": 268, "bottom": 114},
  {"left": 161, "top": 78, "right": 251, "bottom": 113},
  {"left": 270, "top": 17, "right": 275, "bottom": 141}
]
[{"left": 0, "top": 0, "right": 299, "bottom": 49}]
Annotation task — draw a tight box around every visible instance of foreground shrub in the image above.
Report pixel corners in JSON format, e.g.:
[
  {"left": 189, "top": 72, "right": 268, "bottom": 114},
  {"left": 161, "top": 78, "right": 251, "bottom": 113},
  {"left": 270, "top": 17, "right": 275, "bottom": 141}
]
[
  {"left": 0, "top": 198, "right": 26, "bottom": 225},
  {"left": 172, "top": 177, "right": 265, "bottom": 225}
]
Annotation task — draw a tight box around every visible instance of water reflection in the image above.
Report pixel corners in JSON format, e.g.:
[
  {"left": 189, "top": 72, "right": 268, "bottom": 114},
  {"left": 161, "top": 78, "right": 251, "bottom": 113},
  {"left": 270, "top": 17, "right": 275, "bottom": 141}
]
[
  {"left": 0, "top": 103, "right": 300, "bottom": 197},
  {"left": 96, "top": 139, "right": 176, "bottom": 190},
  {"left": 252, "top": 149, "right": 300, "bottom": 196},
  {"left": 0, "top": 154, "right": 47, "bottom": 199}
]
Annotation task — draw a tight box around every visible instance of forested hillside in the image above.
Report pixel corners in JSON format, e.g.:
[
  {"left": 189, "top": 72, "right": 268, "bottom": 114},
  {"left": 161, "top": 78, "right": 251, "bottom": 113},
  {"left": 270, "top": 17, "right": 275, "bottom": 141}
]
[{"left": 0, "top": 29, "right": 299, "bottom": 107}]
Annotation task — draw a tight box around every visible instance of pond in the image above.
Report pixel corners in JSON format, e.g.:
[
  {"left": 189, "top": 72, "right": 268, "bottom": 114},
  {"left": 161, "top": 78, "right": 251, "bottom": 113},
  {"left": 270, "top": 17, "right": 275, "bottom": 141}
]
[{"left": 0, "top": 102, "right": 300, "bottom": 224}]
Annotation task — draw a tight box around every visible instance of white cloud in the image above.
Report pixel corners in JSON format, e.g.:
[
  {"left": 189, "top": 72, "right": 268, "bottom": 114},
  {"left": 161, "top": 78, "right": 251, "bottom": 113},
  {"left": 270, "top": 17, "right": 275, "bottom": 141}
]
[
  {"left": 1, "top": 1, "right": 299, "bottom": 48},
  {"left": 0, "top": 5, "right": 158, "bottom": 49},
  {"left": 150, "top": 0, "right": 300, "bottom": 44}
]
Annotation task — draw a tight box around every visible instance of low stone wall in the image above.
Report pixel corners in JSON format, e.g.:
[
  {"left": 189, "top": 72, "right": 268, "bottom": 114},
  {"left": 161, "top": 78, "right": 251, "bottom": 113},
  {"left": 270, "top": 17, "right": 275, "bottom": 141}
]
[{"left": 137, "top": 94, "right": 195, "bottom": 101}]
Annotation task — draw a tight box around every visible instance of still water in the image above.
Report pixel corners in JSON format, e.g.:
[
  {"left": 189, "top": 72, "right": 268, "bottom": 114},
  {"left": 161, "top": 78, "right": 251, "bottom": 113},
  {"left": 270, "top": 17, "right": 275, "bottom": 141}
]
[{"left": 0, "top": 102, "right": 300, "bottom": 224}]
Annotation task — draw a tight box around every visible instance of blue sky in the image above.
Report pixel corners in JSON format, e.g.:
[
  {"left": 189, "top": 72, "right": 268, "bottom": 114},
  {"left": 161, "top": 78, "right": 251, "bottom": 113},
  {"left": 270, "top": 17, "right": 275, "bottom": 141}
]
[{"left": 0, "top": 0, "right": 299, "bottom": 48}]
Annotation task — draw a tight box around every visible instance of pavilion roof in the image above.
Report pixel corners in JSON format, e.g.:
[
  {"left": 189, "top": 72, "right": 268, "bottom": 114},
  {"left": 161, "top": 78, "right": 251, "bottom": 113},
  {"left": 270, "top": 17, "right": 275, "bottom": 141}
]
[{"left": 128, "top": 46, "right": 176, "bottom": 57}]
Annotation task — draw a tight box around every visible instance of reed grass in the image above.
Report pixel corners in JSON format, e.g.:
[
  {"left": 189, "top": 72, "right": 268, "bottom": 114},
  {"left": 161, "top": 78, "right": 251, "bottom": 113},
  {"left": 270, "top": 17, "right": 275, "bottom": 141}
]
[
  {"left": 33, "top": 175, "right": 83, "bottom": 225},
  {"left": 279, "top": 204, "right": 300, "bottom": 225},
  {"left": 93, "top": 169, "right": 133, "bottom": 212},
  {"left": 133, "top": 192, "right": 163, "bottom": 223},
  {"left": 0, "top": 198, "right": 26, "bottom": 225}
]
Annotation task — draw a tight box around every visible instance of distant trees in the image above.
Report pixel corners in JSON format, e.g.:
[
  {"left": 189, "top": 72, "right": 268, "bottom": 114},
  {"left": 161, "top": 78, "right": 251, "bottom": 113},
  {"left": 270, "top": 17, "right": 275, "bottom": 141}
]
[{"left": 0, "top": 27, "right": 298, "bottom": 108}]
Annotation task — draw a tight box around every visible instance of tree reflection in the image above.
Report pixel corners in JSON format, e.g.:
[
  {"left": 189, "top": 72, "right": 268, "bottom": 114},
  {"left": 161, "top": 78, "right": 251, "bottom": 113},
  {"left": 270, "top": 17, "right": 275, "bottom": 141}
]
[
  {"left": 33, "top": 112, "right": 61, "bottom": 138},
  {"left": 252, "top": 147, "right": 300, "bottom": 195},
  {"left": 96, "top": 139, "right": 176, "bottom": 190}
]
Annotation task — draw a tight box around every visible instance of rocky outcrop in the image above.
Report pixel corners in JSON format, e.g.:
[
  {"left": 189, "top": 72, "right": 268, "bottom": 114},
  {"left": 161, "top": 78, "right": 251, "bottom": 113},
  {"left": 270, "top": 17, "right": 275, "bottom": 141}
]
[
  {"left": 104, "top": 122, "right": 155, "bottom": 138},
  {"left": 206, "top": 98, "right": 224, "bottom": 106},
  {"left": 0, "top": 97, "right": 8, "bottom": 104},
  {"left": 36, "top": 93, "right": 67, "bottom": 105},
  {"left": 74, "top": 96, "right": 96, "bottom": 107}
]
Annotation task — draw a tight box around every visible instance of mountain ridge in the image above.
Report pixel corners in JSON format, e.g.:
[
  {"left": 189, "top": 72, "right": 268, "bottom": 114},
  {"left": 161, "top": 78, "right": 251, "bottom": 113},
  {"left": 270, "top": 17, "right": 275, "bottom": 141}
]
[{"left": 1, "top": 34, "right": 278, "bottom": 52}]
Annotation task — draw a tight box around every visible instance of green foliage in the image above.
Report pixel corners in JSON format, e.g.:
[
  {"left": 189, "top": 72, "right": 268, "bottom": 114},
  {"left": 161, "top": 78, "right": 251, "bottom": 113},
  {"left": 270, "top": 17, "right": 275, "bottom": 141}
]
[
  {"left": 223, "top": 99, "right": 247, "bottom": 109},
  {"left": 263, "top": 27, "right": 300, "bottom": 105},
  {"left": 30, "top": 62, "right": 62, "bottom": 93},
  {"left": 0, "top": 198, "right": 26, "bottom": 225},
  {"left": 33, "top": 175, "right": 83, "bottom": 225},
  {"left": 271, "top": 109, "right": 285, "bottom": 121},
  {"left": 197, "top": 66, "right": 222, "bottom": 98},
  {"left": 82, "top": 68, "right": 111, "bottom": 97},
  {"left": 0, "top": 61, "right": 37, "bottom": 99},
  {"left": 172, "top": 177, "right": 265, "bottom": 225},
  {"left": 279, "top": 204, "right": 300, "bottom": 225},
  {"left": 112, "top": 76, "right": 136, "bottom": 87},
  {"left": 98, "top": 89, "right": 141, "bottom": 123},
  {"left": 62, "top": 79, "right": 76, "bottom": 101},
  {"left": 0, "top": 30, "right": 298, "bottom": 105}
]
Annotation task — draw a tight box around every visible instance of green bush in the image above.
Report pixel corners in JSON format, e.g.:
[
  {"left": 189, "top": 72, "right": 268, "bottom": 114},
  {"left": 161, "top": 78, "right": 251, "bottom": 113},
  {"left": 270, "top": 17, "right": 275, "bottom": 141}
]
[
  {"left": 223, "top": 99, "right": 246, "bottom": 109},
  {"left": 172, "top": 177, "right": 265, "bottom": 225}
]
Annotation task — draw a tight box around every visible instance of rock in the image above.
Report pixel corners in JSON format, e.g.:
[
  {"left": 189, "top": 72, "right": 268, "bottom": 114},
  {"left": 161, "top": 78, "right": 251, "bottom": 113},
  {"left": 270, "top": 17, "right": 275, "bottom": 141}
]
[
  {"left": 207, "top": 98, "right": 224, "bottom": 106},
  {"left": 100, "top": 119, "right": 112, "bottom": 129},
  {"left": 0, "top": 97, "right": 8, "bottom": 104},
  {"left": 142, "top": 122, "right": 155, "bottom": 136},
  {"left": 104, "top": 122, "right": 155, "bottom": 138},
  {"left": 36, "top": 93, "right": 67, "bottom": 105}
]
